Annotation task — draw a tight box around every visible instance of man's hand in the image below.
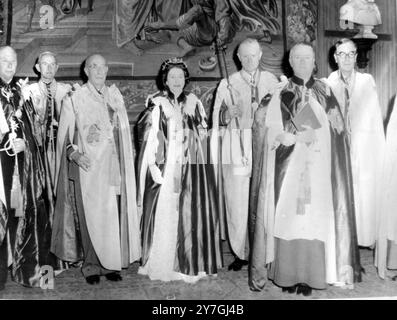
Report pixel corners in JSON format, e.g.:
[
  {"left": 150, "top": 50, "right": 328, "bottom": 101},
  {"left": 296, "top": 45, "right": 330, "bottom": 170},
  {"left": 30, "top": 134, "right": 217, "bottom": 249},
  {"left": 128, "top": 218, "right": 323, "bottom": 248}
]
[
  {"left": 70, "top": 151, "right": 91, "bottom": 172},
  {"left": 272, "top": 75, "right": 289, "bottom": 94},
  {"left": 228, "top": 105, "right": 243, "bottom": 119},
  {"left": 12, "top": 138, "right": 26, "bottom": 154},
  {"left": 278, "top": 75, "right": 288, "bottom": 88},
  {"left": 296, "top": 125, "right": 316, "bottom": 144},
  {"left": 275, "top": 132, "right": 296, "bottom": 147}
]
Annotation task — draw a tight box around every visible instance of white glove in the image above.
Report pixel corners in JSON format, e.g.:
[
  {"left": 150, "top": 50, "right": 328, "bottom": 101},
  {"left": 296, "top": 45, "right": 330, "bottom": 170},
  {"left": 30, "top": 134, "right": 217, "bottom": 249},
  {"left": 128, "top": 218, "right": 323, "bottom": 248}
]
[
  {"left": 275, "top": 132, "right": 296, "bottom": 147},
  {"left": 280, "top": 75, "right": 288, "bottom": 83},
  {"left": 12, "top": 138, "right": 26, "bottom": 154},
  {"left": 149, "top": 164, "right": 164, "bottom": 185}
]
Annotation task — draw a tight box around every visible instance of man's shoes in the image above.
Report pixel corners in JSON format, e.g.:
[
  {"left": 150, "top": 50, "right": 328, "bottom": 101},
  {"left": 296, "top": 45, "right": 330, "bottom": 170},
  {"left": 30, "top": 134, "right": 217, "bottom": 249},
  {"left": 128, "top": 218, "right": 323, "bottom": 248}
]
[
  {"left": 296, "top": 284, "right": 312, "bottom": 296},
  {"left": 282, "top": 285, "right": 297, "bottom": 294},
  {"left": 228, "top": 258, "right": 249, "bottom": 271},
  {"left": 105, "top": 272, "right": 122, "bottom": 282},
  {"left": 86, "top": 275, "right": 100, "bottom": 285}
]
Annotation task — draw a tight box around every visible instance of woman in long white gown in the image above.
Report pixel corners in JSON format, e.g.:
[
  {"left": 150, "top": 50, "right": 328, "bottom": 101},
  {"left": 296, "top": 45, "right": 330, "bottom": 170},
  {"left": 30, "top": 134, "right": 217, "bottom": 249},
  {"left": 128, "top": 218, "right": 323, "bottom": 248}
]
[{"left": 137, "top": 58, "right": 222, "bottom": 282}]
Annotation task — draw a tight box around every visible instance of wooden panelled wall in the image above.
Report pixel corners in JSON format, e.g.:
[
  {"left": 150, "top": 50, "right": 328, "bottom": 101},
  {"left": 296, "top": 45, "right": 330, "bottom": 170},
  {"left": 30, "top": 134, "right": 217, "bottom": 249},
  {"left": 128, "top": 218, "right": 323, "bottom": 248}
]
[{"left": 316, "top": 0, "right": 396, "bottom": 118}]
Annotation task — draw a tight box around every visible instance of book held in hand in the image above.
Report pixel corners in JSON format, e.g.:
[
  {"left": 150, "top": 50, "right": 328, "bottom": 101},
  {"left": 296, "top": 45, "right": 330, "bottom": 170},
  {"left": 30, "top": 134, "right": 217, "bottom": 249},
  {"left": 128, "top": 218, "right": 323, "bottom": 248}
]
[{"left": 291, "top": 102, "right": 322, "bottom": 131}]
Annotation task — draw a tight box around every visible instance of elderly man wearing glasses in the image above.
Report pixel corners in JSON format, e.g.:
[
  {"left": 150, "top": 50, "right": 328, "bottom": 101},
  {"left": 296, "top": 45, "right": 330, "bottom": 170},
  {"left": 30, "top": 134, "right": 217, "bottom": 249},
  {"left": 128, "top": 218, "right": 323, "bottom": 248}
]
[{"left": 327, "top": 38, "right": 385, "bottom": 249}]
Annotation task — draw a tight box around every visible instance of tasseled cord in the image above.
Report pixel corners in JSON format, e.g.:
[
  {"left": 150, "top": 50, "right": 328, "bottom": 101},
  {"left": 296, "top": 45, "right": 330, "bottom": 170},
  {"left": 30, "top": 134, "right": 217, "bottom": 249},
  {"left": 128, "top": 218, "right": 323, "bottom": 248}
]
[{"left": 0, "top": 118, "right": 23, "bottom": 216}]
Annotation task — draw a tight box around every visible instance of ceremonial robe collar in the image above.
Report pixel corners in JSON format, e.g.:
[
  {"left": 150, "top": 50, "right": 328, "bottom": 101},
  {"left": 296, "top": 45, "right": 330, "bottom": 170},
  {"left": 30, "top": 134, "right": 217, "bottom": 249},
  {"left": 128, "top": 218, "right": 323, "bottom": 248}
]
[
  {"left": 39, "top": 79, "right": 57, "bottom": 96},
  {"left": 338, "top": 69, "right": 356, "bottom": 90},
  {"left": 291, "top": 75, "right": 315, "bottom": 89},
  {"left": 240, "top": 69, "right": 260, "bottom": 87},
  {"left": 163, "top": 88, "right": 187, "bottom": 105},
  {"left": 87, "top": 81, "right": 108, "bottom": 102},
  {"left": 0, "top": 77, "right": 18, "bottom": 90}
]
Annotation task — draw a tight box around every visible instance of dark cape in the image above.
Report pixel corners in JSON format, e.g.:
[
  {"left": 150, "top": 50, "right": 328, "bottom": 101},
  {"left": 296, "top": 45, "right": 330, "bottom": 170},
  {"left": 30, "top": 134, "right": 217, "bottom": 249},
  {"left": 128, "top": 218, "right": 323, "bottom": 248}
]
[
  {"left": 0, "top": 78, "right": 54, "bottom": 287},
  {"left": 248, "top": 93, "right": 273, "bottom": 290},
  {"left": 137, "top": 91, "right": 222, "bottom": 276},
  {"left": 25, "top": 90, "right": 68, "bottom": 272},
  {"left": 50, "top": 124, "right": 84, "bottom": 263},
  {"left": 249, "top": 76, "right": 362, "bottom": 291}
]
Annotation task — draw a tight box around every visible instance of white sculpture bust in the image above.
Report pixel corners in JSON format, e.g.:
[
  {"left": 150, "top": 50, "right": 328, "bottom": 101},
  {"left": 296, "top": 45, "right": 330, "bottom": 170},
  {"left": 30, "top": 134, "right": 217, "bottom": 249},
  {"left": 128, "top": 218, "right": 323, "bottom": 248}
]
[{"left": 340, "top": 0, "right": 382, "bottom": 38}]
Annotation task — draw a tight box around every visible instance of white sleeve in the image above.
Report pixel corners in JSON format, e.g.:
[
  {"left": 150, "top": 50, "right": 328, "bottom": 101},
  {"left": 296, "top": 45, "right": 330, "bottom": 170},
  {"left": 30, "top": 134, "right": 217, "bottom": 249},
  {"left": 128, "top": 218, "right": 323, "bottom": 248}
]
[{"left": 145, "top": 104, "right": 164, "bottom": 184}]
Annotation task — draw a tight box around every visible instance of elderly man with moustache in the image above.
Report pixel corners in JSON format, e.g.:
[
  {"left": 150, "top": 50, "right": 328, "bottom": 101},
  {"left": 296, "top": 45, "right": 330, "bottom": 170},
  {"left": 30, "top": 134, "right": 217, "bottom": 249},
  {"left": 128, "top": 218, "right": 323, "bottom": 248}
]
[
  {"left": 52, "top": 54, "right": 140, "bottom": 284},
  {"left": 256, "top": 43, "right": 362, "bottom": 296},
  {"left": 211, "top": 38, "right": 279, "bottom": 271},
  {"left": 0, "top": 46, "right": 52, "bottom": 290}
]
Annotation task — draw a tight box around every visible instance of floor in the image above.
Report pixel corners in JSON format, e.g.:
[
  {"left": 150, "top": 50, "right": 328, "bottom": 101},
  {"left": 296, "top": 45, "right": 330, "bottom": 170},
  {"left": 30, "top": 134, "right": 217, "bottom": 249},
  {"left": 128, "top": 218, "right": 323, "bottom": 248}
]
[{"left": 1, "top": 245, "right": 397, "bottom": 300}]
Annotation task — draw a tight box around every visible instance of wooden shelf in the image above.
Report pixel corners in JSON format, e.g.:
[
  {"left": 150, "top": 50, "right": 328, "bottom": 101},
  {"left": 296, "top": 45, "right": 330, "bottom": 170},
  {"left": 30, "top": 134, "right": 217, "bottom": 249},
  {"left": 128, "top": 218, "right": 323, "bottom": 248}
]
[{"left": 324, "top": 29, "right": 392, "bottom": 41}]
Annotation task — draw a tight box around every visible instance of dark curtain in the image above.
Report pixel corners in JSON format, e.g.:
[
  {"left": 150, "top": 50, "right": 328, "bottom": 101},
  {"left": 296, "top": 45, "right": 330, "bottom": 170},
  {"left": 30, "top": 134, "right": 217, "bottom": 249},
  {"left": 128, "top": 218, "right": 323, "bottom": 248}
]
[{"left": 0, "top": 0, "right": 12, "bottom": 45}]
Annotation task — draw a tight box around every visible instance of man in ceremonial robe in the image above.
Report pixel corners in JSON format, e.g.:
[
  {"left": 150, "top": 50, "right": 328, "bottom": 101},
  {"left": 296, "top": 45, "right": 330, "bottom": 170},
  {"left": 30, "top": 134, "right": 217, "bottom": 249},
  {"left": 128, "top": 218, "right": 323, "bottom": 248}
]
[
  {"left": 23, "top": 51, "right": 71, "bottom": 203},
  {"left": 375, "top": 96, "right": 397, "bottom": 279},
  {"left": 211, "top": 38, "right": 278, "bottom": 271},
  {"left": 0, "top": 46, "right": 52, "bottom": 289},
  {"left": 52, "top": 54, "right": 140, "bottom": 284},
  {"left": 251, "top": 43, "right": 361, "bottom": 295},
  {"left": 327, "top": 38, "right": 385, "bottom": 248}
]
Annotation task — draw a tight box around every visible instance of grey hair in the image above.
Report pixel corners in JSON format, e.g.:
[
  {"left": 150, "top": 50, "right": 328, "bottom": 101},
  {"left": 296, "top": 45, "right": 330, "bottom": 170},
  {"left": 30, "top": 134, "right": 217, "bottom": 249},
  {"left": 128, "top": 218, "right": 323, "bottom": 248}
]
[
  {"left": 289, "top": 43, "right": 315, "bottom": 58},
  {"left": 335, "top": 38, "right": 357, "bottom": 51},
  {"left": 85, "top": 53, "right": 107, "bottom": 67},
  {"left": 237, "top": 38, "right": 262, "bottom": 55},
  {"left": 0, "top": 46, "right": 17, "bottom": 58},
  {"left": 38, "top": 51, "right": 57, "bottom": 64}
]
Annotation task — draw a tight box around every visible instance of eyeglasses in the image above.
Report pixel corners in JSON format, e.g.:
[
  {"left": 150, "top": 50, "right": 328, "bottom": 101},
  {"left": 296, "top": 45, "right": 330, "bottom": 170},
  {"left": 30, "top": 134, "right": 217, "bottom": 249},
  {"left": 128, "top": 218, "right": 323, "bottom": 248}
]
[{"left": 335, "top": 51, "right": 357, "bottom": 58}]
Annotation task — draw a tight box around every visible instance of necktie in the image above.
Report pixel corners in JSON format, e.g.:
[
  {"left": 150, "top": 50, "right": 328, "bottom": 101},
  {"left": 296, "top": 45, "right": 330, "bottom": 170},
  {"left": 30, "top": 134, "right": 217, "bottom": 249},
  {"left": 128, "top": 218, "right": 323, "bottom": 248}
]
[
  {"left": 45, "top": 82, "right": 56, "bottom": 151},
  {"left": 249, "top": 72, "right": 259, "bottom": 128},
  {"left": 340, "top": 75, "right": 352, "bottom": 140},
  {"left": 251, "top": 75, "right": 259, "bottom": 110},
  {"left": 297, "top": 87, "right": 310, "bottom": 114}
]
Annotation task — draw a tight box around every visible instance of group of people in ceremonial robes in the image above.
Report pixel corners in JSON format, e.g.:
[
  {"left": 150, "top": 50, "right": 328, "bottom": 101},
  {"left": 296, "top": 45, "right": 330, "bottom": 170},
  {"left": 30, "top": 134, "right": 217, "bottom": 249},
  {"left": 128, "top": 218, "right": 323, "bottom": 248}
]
[
  {"left": 0, "top": 44, "right": 223, "bottom": 288},
  {"left": 1, "top": 31, "right": 397, "bottom": 298},
  {"left": 0, "top": 47, "right": 55, "bottom": 289}
]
